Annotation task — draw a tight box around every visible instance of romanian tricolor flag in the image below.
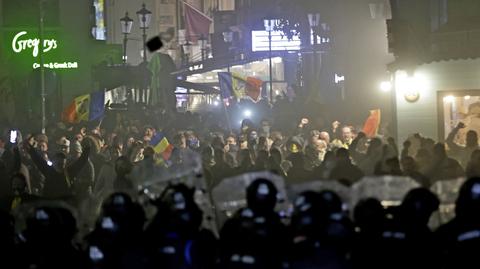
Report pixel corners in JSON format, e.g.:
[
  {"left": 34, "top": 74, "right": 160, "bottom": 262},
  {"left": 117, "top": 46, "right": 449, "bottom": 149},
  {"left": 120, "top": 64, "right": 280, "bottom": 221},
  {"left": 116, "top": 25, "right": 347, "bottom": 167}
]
[
  {"left": 362, "top": 109, "right": 381, "bottom": 138},
  {"left": 62, "top": 91, "right": 105, "bottom": 124},
  {"left": 150, "top": 133, "right": 174, "bottom": 161},
  {"left": 218, "top": 72, "right": 263, "bottom": 102}
]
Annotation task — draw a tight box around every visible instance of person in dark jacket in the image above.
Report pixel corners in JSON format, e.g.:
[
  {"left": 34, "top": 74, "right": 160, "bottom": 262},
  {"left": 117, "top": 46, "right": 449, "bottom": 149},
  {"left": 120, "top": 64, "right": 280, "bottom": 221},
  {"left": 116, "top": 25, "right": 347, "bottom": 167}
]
[
  {"left": 329, "top": 148, "right": 364, "bottom": 186},
  {"left": 27, "top": 141, "right": 90, "bottom": 199}
]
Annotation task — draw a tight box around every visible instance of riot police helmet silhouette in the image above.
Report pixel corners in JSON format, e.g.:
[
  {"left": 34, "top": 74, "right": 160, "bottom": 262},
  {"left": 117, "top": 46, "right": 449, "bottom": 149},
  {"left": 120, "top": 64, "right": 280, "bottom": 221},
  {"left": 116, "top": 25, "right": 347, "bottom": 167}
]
[{"left": 246, "top": 179, "right": 278, "bottom": 215}]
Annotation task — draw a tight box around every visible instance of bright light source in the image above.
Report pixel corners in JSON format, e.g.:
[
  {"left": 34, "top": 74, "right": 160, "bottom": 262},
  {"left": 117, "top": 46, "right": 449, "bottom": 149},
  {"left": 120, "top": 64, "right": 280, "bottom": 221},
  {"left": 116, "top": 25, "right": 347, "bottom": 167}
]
[
  {"left": 395, "top": 71, "right": 430, "bottom": 103},
  {"left": 275, "top": 90, "right": 280, "bottom": 95},
  {"left": 465, "top": 95, "right": 471, "bottom": 100},
  {"left": 243, "top": 110, "right": 252, "bottom": 118},
  {"left": 444, "top": 95, "right": 455, "bottom": 103},
  {"left": 380, "top": 81, "right": 392, "bottom": 92},
  {"left": 334, "top": 74, "right": 345, "bottom": 84},
  {"left": 213, "top": 101, "right": 219, "bottom": 106}
]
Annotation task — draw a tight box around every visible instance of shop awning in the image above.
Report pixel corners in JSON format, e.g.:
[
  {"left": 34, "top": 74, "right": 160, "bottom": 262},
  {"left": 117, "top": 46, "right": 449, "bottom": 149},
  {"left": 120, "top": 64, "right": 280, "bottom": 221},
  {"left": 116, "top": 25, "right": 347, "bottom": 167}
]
[{"left": 176, "top": 79, "right": 219, "bottom": 94}]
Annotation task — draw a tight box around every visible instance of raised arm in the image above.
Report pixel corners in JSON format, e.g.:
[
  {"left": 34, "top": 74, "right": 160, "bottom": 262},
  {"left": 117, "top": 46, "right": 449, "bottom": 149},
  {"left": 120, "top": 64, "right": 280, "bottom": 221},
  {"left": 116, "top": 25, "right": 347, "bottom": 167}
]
[
  {"left": 446, "top": 122, "right": 464, "bottom": 152},
  {"left": 387, "top": 137, "right": 399, "bottom": 157},
  {"left": 401, "top": 140, "right": 411, "bottom": 160},
  {"left": 349, "top": 132, "right": 365, "bottom": 163},
  {"left": 27, "top": 144, "right": 53, "bottom": 177}
]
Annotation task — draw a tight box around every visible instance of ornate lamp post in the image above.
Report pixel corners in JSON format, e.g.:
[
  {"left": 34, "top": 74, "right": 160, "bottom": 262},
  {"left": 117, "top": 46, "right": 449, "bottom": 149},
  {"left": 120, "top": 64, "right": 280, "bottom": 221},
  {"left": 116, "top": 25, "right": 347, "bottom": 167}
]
[
  {"left": 120, "top": 12, "right": 133, "bottom": 64},
  {"left": 308, "top": 13, "right": 321, "bottom": 85},
  {"left": 222, "top": 31, "right": 233, "bottom": 72},
  {"left": 136, "top": 3, "right": 152, "bottom": 63},
  {"left": 263, "top": 18, "right": 276, "bottom": 102}
]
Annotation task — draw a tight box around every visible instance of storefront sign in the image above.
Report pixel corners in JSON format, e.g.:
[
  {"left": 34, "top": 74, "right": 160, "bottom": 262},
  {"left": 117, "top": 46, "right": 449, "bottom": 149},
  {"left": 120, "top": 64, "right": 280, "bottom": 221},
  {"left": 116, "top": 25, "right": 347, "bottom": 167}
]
[
  {"left": 33, "top": 62, "right": 78, "bottom": 69},
  {"left": 251, "top": 30, "right": 302, "bottom": 52},
  {"left": 12, "top": 31, "right": 57, "bottom": 57},
  {"left": 10, "top": 31, "right": 78, "bottom": 69}
]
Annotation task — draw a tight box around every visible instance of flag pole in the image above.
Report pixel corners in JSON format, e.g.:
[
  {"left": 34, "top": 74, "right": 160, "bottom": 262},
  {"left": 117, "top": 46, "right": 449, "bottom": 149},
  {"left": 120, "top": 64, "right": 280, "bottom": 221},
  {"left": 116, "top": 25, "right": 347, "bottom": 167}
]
[
  {"left": 181, "top": 0, "right": 213, "bottom": 21},
  {"left": 221, "top": 98, "right": 232, "bottom": 133},
  {"left": 39, "top": 0, "right": 46, "bottom": 134}
]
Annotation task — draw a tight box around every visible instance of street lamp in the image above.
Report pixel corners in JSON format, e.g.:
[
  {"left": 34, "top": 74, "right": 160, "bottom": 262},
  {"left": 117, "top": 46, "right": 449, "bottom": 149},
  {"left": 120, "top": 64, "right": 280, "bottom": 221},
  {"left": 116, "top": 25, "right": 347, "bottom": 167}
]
[
  {"left": 223, "top": 31, "right": 234, "bottom": 72},
  {"left": 136, "top": 3, "right": 152, "bottom": 63},
  {"left": 199, "top": 34, "right": 208, "bottom": 61},
  {"left": 308, "top": 13, "right": 320, "bottom": 45},
  {"left": 182, "top": 41, "right": 192, "bottom": 65},
  {"left": 120, "top": 12, "right": 133, "bottom": 64},
  {"left": 39, "top": 0, "right": 47, "bottom": 134},
  {"left": 263, "top": 18, "right": 275, "bottom": 103},
  {"left": 308, "top": 13, "right": 322, "bottom": 102}
]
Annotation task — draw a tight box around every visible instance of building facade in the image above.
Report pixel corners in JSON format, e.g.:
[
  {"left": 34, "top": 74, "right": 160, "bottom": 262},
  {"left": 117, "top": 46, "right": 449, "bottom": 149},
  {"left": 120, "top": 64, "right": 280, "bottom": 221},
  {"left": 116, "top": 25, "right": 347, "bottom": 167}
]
[
  {"left": 0, "top": 0, "right": 121, "bottom": 126},
  {"left": 387, "top": 0, "right": 480, "bottom": 144}
]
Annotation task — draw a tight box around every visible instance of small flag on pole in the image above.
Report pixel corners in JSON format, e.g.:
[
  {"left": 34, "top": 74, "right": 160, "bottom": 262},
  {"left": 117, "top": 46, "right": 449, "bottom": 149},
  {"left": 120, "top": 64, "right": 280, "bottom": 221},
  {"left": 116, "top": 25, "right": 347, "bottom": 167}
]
[
  {"left": 150, "top": 133, "right": 174, "bottom": 161},
  {"left": 218, "top": 72, "right": 263, "bottom": 102},
  {"left": 62, "top": 91, "right": 105, "bottom": 124}
]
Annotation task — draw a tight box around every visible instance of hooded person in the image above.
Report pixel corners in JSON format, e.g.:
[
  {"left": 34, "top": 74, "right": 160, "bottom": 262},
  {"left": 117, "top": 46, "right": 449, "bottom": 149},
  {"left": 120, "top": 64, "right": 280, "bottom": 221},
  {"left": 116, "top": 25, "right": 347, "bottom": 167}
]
[
  {"left": 113, "top": 156, "right": 135, "bottom": 197},
  {"left": 286, "top": 153, "right": 312, "bottom": 184},
  {"left": 329, "top": 148, "right": 364, "bottom": 186}
]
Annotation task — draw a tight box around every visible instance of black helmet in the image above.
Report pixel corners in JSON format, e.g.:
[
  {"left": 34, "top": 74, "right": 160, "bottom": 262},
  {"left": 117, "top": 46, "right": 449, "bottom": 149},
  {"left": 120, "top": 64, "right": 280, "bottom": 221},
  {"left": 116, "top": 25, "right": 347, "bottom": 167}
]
[
  {"left": 317, "top": 190, "right": 343, "bottom": 218},
  {"left": 155, "top": 184, "right": 203, "bottom": 234},
  {"left": 354, "top": 198, "right": 385, "bottom": 233},
  {"left": 291, "top": 191, "right": 323, "bottom": 237},
  {"left": 100, "top": 193, "right": 145, "bottom": 235},
  {"left": 401, "top": 188, "right": 439, "bottom": 225},
  {"left": 101, "top": 192, "right": 134, "bottom": 216},
  {"left": 456, "top": 177, "right": 480, "bottom": 220},
  {"left": 24, "top": 206, "right": 76, "bottom": 244},
  {"left": 246, "top": 179, "right": 278, "bottom": 214},
  {"left": 0, "top": 211, "right": 14, "bottom": 248}
]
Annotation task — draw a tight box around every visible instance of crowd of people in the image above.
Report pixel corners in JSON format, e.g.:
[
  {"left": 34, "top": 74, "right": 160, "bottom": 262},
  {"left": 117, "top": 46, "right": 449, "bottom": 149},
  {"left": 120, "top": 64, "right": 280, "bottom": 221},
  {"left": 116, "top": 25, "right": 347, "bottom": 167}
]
[{"left": 0, "top": 107, "right": 480, "bottom": 268}]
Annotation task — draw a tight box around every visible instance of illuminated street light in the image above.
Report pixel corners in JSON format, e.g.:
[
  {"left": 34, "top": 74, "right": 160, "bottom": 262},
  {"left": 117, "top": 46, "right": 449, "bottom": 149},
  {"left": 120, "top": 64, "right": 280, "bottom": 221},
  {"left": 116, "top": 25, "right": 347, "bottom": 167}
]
[
  {"left": 264, "top": 18, "right": 276, "bottom": 103},
  {"left": 380, "top": 81, "right": 392, "bottom": 92},
  {"left": 120, "top": 12, "right": 133, "bottom": 64},
  {"left": 136, "top": 3, "right": 152, "bottom": 63},
  {"left": 395, "top": 71, "right": 429, "bottom": 103}
]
